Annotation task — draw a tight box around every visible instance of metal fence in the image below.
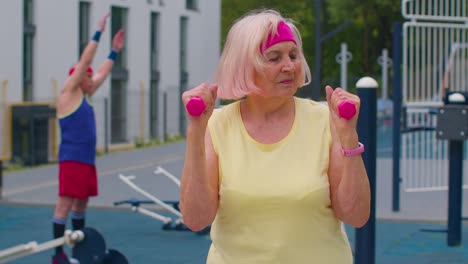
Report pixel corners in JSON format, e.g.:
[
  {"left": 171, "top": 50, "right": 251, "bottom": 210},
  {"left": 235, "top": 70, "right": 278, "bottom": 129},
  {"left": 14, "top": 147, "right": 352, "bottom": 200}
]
[
  {"left": 403, "top": 22, "right": 468, "bottom": 105},
  {"left": 401, "top": 106, "right": 468, "bottom": 192},
  {"left": 402, "top": 0, "right": 468, "bottom": 22},
  {"left": 401, "top": 0, "right": 468, "bottom": 192}
]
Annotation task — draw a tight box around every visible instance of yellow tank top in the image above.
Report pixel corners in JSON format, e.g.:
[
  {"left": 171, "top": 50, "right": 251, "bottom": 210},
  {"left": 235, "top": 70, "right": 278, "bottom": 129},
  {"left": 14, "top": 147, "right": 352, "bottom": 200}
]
[{"left": 206, "top": 97, "right": 353, "bottom": 264}]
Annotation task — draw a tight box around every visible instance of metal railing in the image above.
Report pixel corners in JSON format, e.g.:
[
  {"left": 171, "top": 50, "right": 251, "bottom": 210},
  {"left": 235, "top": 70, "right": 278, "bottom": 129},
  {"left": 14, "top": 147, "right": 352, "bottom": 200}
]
[{"left": 402, "top": 0, "right": 468, "bottom": 22}]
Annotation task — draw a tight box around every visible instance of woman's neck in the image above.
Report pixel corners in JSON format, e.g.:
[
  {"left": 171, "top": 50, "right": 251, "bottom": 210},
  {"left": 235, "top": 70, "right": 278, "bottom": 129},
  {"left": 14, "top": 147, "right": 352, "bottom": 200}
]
[{"left": 241, "top": 95, "right": 295, "bottom": 122}]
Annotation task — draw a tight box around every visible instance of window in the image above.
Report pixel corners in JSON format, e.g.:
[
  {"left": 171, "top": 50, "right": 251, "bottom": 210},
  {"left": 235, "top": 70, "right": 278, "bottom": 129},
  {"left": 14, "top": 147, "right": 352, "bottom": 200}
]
[
  {"left": 150, "top": 12, "right": 160, "bottom": 138},
  {"left": 150, "top": 13, "right": 160, "bottom": 72},
  {"left": 78, "top": 1, "right": 91, "bottom": 56},
  {"left": 23, "top": 0, "right": 35, "bottom": 101},
  {"left": 111, "top": 7, "right": 127, "bottom": 67},
  {"left": 179, "top": 16, "right": 188, "bottom": 135},
  {"left": 186, "top": 0, "right": 198, "bottom": 11},
  {"left": 110, "top": 6, "right": 129, "bottom": 143},
  {"left": 179, "top": 17, "right": 188, "bottom": 77}
]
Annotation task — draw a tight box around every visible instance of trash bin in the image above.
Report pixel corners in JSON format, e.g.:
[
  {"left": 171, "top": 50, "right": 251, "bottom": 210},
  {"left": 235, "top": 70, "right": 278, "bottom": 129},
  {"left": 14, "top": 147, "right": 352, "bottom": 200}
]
[{"left": 11, "top": 104, "right": 56, "bottom": 166}]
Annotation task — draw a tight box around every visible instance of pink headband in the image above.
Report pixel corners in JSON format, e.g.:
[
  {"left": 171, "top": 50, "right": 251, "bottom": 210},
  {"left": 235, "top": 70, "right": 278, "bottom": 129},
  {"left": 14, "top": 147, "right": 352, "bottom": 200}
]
[
  {"left": 69, "top": 66, "right": 94, "bottom": 76},
  {"left": 261, "top": 21, "right": 297, "bottom": 53}
]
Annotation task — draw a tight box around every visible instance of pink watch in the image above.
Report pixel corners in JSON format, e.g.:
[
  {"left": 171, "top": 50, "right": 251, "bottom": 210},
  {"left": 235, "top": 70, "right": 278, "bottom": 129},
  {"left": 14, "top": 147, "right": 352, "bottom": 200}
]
[{"left": 341, "top": 142, "right": 365, "bottom": 157}]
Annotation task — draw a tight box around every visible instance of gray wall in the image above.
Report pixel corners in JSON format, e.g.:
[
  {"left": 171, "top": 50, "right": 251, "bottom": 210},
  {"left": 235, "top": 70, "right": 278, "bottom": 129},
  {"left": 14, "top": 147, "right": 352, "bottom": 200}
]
[{"left": 0, "top": 0, "right": 221, "bottom": 156}]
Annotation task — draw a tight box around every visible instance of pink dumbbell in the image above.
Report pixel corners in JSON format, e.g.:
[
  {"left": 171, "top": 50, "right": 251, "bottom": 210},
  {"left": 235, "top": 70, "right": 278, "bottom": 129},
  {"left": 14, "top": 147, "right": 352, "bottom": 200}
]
[
  {"left": 338, "top": 100, "right": 356, "bottom": 120},
  {"left": 186, "top": 97, "right": 206, "bottom": 117},
  {"left": 187, "top": 97, "right": 356, "bottom": 119}
]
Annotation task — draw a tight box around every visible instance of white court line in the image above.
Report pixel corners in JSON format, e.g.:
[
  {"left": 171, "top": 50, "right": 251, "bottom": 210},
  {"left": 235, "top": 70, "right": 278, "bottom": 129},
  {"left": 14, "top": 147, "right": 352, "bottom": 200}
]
[{"left": 4, "top": 155, "right": 183, "bottom": 196}]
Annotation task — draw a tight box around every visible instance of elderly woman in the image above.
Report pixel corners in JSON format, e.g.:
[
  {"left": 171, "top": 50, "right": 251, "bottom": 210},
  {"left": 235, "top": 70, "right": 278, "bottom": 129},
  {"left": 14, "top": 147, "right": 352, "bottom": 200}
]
[{"left": 180, "top": 9, "right": 370, "bottom": 264}]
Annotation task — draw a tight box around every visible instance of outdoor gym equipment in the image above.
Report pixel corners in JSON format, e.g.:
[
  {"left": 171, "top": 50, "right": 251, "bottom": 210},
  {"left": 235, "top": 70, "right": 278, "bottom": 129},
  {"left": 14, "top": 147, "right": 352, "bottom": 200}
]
[
  {"left": 0, "top": 227, "right": 128, "bottom": 264},
  {"left": 115, "top": 166, "right": 210, "bottom": 235},
  {"left": 433, "top": 91, "right": 467, "bottom": 247}
]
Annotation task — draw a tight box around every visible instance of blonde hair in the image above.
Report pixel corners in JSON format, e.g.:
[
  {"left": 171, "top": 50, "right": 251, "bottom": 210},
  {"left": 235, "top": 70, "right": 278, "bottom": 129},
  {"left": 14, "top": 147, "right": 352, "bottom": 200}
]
[{"left": 215, "top": 9, "right": 312, "bottom": 100}]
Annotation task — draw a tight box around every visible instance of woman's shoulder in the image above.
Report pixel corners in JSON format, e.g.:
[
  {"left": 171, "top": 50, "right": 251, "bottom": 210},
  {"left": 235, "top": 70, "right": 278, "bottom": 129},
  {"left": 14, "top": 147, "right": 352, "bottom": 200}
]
[
  {"left": 295, "top": 96, "right": 329, "bottom": 113},
  {"left": 210, "top": 100, "right": 240, "bottom": 124}
]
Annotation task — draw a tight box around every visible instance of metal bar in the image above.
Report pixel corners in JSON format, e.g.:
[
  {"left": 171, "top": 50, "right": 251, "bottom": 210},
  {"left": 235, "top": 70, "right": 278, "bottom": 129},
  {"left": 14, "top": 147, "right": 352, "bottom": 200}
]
[
  {"left": 0, "top": 230, "right": 83, "bottom": 263},
  {"left": 410, "top": 25, "right": 415, "bottom": 101},
  {"left": 431, "top": 26, "right": 436, "bottom": 102},
  {"left": 447, "top": 140, "right": 463, "bottom": 246},
  {"left": 415, "top": 23, "right": 420, "bottom": 102},
  {"left": 154, "top": 166, "right": 180, "bottom": 186},
  {"left": 392, "top": 22, "right": 402, "bottom": 211},
  {"left": 312, "top": 0, "right": 321, "bottom": 100},
  {"left": 403, "top": 23, "right": 408, "bottom": 103},
  {"left": 118, "top": 174, "right": 181, "bottom": 217},
  {"left": 406, "top": 185, "right": 468, "bottom": 192},
  {"left": 0, "top": 242, "right": 39, "bottom": 263},
  {"left": 455, "top": 30, "right": 461, "bottom": 91},
  {"left": 355, "top": 80, "right": 378, "bottom": 264},
  {"left": 402, "top": 0, "right": 468, "bottom": 22},
  {"left": 133, "top": 206, "right": 172, "bottom": 224},
  {"left": 459, "top": 30, "right": 467, "bottom": 91},
  {"left": 421, "top": 27, "right": 426, "bottom": 101}
]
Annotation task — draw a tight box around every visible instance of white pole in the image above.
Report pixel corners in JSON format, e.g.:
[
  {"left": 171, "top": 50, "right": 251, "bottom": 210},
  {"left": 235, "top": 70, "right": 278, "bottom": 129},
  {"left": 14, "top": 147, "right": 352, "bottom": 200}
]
[
  {"left": 341, "top": 43, "right": 348, "bottom": 90},
  {"left": 335, "top": 43, "right": 352, "bottom": 90},
  {"left": 378, "top": 48, "right": 392, "bottom": 100}
]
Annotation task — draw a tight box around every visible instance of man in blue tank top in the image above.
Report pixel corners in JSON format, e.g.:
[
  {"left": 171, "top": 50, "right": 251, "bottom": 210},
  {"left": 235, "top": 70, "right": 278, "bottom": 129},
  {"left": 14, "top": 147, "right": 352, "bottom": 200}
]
[{"left": 51, "top": 11, "right": 125, "bottom": 264}]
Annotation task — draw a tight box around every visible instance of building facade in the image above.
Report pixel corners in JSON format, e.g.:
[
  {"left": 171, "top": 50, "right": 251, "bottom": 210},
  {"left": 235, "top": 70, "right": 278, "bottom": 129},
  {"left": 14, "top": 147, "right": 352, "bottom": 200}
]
[{"left": 0, "top": 0, "right": 221, "bottom": 162}]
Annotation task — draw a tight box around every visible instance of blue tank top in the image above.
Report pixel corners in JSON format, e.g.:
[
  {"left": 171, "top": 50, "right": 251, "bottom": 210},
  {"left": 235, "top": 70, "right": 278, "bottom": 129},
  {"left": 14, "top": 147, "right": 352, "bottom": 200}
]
[{"left": 58, "top": 96, "right": 97, "bottom": 165}]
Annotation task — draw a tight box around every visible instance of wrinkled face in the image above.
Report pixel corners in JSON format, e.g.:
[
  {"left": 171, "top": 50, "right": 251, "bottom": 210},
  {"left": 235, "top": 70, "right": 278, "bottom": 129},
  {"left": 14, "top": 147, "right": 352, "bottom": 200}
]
[
  {"left": 254, "top": 41, "right": 303, "bottom": 97},
  {"left": 80, "top": 72, "right": 94, "bottom": 93}
]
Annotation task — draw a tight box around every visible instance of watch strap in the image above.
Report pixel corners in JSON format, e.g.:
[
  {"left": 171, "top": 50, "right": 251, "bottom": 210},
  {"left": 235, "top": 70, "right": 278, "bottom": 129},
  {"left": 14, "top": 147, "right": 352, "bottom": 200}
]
[{"left": 341, "top": 142, "right": 365, "bottom": 157}]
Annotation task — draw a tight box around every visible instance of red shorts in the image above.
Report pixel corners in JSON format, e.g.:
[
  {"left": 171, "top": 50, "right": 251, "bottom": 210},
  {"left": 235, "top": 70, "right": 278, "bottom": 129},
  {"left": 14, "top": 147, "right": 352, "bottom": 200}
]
[{"left": 59, "top": 161, "right": 98, "bottom": 199}]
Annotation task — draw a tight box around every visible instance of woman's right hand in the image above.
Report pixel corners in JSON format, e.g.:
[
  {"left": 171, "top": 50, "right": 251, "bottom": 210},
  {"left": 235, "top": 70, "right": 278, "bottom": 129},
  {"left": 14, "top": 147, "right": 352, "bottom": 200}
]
[
  {"left": 182, "top": 83, "right": 218, "bottom": 125},
  {"left": 98, "top": 12, "right": 110, "bottom": 32}
]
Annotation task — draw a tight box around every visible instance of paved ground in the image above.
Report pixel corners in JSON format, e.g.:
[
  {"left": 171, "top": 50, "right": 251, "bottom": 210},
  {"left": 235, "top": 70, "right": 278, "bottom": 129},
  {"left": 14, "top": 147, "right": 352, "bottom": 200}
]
[
  {"left": 1, "top": 203, "right": 467, "bottom": 264},
  {"left": 1, "top": 141, "right": 468, "bottom": 263}
]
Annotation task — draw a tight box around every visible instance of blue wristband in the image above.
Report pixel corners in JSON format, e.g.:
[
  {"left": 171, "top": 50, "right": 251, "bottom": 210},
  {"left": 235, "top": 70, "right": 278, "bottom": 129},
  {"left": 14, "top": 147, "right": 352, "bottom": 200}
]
[
  {"left": 92, "top": 30, "right": 102, "bottom": 42},
  {"left": 108, "top": 49, "right": 119, "bottom": 61}
]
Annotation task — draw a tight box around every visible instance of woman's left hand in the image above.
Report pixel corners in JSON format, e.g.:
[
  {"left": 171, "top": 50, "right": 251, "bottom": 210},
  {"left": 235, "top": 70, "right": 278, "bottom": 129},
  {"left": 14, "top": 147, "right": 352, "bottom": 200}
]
[
  {"left": 98, "top": 12, "right": 110, "bottom": 32},
  {"left": 325, "top": 85, "right": 360, "bottom": 143}
]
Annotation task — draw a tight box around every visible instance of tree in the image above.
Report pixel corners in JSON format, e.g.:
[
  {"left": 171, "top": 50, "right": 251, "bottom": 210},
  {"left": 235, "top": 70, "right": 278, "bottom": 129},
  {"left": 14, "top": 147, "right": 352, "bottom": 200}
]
[
  {"left": 325, "top": 0, "right": 403, "bottom": 94},
  {"left": 221, "top": 0, "right": 403, "bottom": 98}
]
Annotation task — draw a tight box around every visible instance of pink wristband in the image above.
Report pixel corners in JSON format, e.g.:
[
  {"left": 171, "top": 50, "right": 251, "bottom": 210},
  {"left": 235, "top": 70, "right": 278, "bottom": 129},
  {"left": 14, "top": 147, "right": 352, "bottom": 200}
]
[{"left": 341, "top": 142, "right": 365, "bottom": 157}]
